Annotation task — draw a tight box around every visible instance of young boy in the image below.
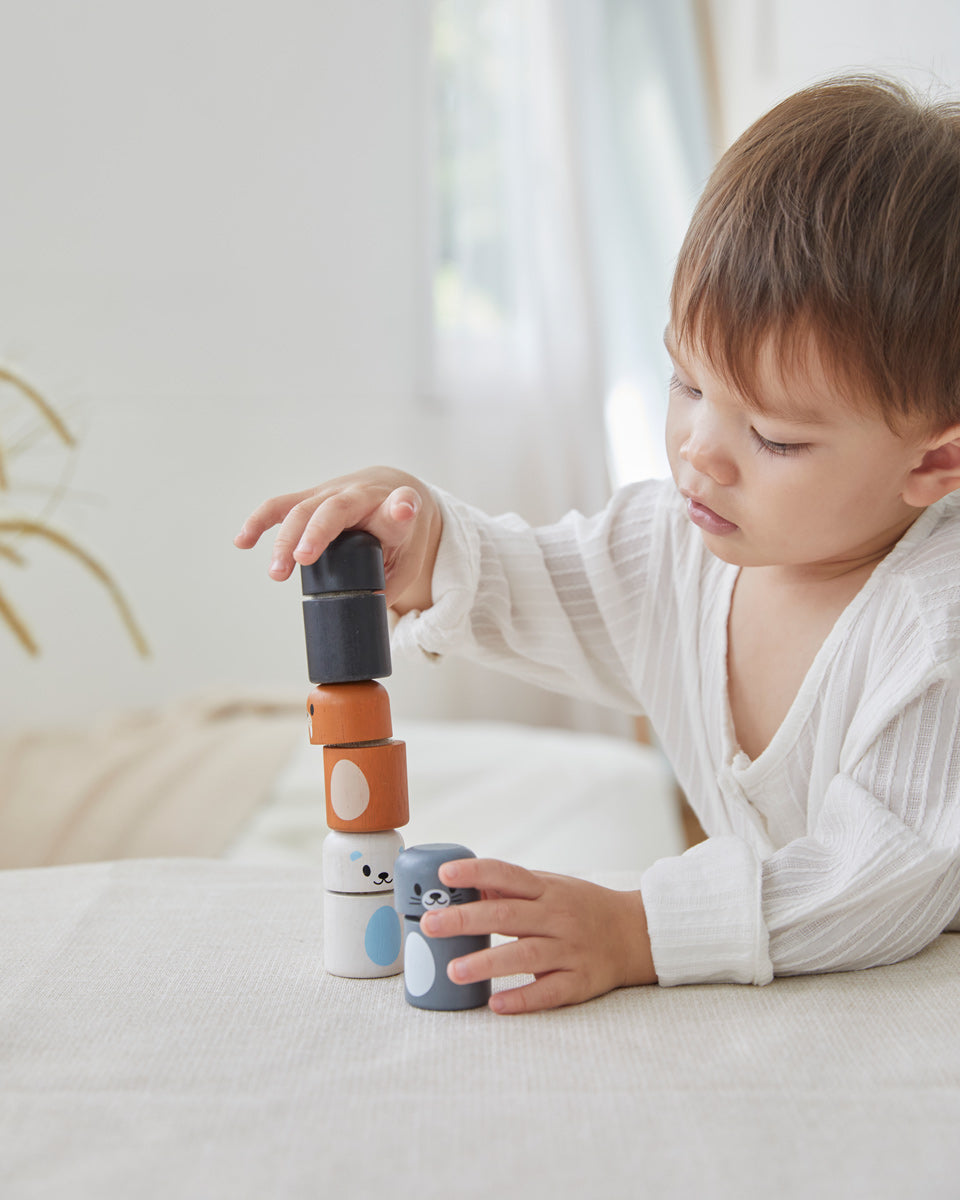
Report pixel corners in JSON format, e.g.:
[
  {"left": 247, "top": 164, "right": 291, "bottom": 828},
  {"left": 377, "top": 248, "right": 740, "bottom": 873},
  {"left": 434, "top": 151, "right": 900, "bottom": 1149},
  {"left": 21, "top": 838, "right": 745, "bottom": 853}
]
[{"left": 236, "top": 75, "right": 960, "bottom": 1014}]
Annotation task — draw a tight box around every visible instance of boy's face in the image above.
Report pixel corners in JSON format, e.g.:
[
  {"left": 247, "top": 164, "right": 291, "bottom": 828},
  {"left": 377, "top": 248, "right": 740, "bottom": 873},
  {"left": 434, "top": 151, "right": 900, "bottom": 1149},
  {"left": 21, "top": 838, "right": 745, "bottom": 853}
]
[{"left": 664, "top": 330, "right": 932, "bottom": 578}]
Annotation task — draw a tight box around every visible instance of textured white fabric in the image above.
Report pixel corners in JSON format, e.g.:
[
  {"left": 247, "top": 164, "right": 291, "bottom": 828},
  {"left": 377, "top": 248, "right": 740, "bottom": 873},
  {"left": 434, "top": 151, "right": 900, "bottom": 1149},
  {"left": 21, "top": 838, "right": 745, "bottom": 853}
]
[
  {"left": 393, "top": 481, "right": 960, "bottom": 986},
  {"left": 2, "top": 859, "right": 958, "bottom": 1200}
]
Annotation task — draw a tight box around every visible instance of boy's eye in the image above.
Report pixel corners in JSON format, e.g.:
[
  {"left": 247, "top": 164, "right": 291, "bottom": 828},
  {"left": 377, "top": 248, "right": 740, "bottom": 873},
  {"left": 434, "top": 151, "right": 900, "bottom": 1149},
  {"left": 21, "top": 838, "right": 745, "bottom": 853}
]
[
  {"left": 751, "top": 430, "right": 810, "bottom": 457},
  {"left": 668, "top": 373, "right": 702, "bottom": 400}
]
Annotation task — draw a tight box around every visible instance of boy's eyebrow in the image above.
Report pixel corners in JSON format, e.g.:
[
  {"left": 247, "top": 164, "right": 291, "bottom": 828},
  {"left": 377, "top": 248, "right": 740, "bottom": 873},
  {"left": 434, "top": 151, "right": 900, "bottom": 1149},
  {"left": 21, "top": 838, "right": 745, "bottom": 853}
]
[
  {"left": 755, "top": 399, "right": 833, "bottom": 427},
  {"left": 662, "top": 326, "right": 834, "bottom": 427}
]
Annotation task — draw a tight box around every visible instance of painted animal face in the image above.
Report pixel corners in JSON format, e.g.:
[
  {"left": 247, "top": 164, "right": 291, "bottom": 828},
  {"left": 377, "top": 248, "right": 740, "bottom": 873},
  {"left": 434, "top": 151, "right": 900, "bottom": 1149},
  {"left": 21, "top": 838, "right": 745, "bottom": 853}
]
[
  {"left": 323, "top": 829, "right": 404, "bottom": 894},
  {"left": 417, "top": 883, "right": 452, "bottom": 910},
  {"left": 393, "top": 843, "right": 480, "bottom": 918},
  {"left": 401, "top": 878, "right": 474, "bottom": 917}
]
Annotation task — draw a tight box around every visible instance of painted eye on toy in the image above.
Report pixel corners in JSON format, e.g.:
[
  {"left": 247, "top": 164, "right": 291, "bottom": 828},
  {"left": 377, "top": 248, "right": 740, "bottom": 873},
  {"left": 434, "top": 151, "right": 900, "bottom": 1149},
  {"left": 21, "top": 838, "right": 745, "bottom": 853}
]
[
  {"left": 362, "top": 864, "right": 372, "bottom": 877},
  {"left": 413, "top": 883, "right": 422, "bottom": 896}
]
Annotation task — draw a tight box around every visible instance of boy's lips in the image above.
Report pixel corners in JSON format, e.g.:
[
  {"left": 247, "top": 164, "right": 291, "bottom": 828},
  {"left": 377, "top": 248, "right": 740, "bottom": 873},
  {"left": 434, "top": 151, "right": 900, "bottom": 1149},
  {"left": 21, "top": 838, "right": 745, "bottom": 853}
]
[{"left": 684, "top": 495, "right": 739, "bottom": 535}]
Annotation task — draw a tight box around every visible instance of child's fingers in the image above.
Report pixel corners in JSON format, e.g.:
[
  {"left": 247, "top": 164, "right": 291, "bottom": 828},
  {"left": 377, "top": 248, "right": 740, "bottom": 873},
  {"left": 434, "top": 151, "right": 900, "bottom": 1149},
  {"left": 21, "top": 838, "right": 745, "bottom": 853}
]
[
  {"left": 438, "top": 857, "right": 544, "bottom": 900},
  {"left": 235, "top": 488, "right": 333, "bottom": 578},
  {"left": 293, "top": 485, "right": 422, "bottom": 566},
  {"left": 382, "top": 486, "right": 421, "bottom": 524},
  {"left": 248, "top": 484, "right": 421, "bottom": 582},
  {"left": 445, "top": 935, "right": 558, "bottom": 985},
  {"left": 488, "top": 974, "right": 579, "bottom": 1015},
  {"left": 421, "top": 896, "right": 545, "bottom": 941},
  {"left": 268, "top": 493, "right": 339, "bottom": 578},
  {"left": 234, "top": 488, "right": 320, "bottom": 549},
  {"left": 448, "top": 938, "right": 588, "bottom": 1012}
]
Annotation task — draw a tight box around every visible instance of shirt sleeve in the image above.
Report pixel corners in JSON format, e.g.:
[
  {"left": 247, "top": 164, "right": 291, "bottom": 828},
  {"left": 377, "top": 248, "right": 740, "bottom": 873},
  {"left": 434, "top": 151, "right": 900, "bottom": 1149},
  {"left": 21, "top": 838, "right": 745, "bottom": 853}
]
[
  {"left": 762, "top": 679, "right": 960, "bottom": 976},
  {"left": 642, "top": 677, "right": 960, "bottom": 987},
  {"left": 392, "top": 480, "right": 669, "bottom": 715},
  {"left": 640, "top": 837, "right": 774, "bottom": 986}
]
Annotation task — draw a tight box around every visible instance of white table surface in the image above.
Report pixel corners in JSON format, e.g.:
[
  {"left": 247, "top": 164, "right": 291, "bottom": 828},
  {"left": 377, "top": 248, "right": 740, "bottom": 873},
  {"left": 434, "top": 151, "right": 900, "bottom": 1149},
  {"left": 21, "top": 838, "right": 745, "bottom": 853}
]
[{"left": 2, "top": 858, "right": 958, "bottom": 1200}]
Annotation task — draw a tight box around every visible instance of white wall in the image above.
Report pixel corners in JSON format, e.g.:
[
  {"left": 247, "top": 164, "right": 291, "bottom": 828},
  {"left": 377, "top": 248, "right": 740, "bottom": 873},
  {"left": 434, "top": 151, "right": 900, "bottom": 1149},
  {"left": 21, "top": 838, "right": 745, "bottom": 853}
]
[
  {"left": 0, "top": 1, "right": 440, "bottom": 725},
  {"left": 0, "top": 0, "right": 623, "bottom": 733},
  {"left": 707, "top": 0, "right": 960, "bottom": 146},
  {"left": 3, "top": 0, "right": 959, "bottom": 731}
]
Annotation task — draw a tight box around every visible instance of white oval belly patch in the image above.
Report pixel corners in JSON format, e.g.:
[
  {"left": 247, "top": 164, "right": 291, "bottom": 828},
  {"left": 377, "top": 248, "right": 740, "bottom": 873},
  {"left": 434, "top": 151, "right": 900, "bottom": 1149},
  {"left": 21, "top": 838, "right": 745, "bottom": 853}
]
[
  {"left": 404, "top": 930, "right": 436, "bottom": 997},
  {"left": 329, "top": 759, "right": 371, "bottom": 822}
]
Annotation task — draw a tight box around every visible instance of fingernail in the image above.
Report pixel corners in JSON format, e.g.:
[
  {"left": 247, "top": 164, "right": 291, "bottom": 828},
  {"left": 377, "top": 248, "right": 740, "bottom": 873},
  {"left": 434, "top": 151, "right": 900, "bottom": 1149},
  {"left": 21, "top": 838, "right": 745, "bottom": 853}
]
[
  {"left": 449, "top": 958, "right": 467, "bottom": 982},
  {"left": 269, "top": 558, "right": 284, "bottom": 575},
  {"left": 440, "top": 861, "right": 461, "bottom": 883},
  {"left": 489, "top": 994, "right": 506, "bottom": 1013},
  {"left": 421, "top": 913, "right": 440, "bottom": 934}
]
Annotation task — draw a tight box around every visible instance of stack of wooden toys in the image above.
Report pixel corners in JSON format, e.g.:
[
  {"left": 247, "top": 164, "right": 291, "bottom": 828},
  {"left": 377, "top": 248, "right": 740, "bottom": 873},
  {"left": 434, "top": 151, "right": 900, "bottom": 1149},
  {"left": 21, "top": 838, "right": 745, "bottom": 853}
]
[
  {"left": 301, "top": 529, "right": 490, "bottom": 1010},
  {"left": 301, "top": 531, "right": 406, "bottom": 979}
]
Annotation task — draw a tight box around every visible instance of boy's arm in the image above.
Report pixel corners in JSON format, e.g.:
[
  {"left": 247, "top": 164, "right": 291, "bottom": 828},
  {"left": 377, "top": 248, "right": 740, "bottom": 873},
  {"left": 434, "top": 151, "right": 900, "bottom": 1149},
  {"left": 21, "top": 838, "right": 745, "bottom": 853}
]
[
  {"left": 421, "top": 858, "right": 657, "bottom": 1013},
  {"left": 393, "top": 479, "right": 670, "bottom": 715},
  {"left": 640, "top": 678, "right": 960, "bottom": 989},
  {"left": 239, "top": 469, "right": 668, "bottom": 715}
]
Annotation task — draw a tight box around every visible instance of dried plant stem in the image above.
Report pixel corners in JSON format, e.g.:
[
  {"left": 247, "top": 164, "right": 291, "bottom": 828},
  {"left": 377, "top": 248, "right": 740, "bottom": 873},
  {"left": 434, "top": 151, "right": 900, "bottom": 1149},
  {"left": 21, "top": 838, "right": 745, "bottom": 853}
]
[
  {"left": 0, "top": 367, "right": 147, "bottom": 659},
  {"left": 0, "top": 585, "right": 39, "bottom": 655},
  {"left": 0, "top": 365, "right": 76, "bottom": 448},
  {"left": 0, "top": 520, "right": 150, "bottom": 657}
]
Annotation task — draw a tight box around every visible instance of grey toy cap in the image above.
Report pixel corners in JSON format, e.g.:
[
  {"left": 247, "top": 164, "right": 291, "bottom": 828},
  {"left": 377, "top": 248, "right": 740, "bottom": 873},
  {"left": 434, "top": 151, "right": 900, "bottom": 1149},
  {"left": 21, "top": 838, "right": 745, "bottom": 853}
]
[{"left": 393, "top": 843, "right": 479, "bottom": 918}]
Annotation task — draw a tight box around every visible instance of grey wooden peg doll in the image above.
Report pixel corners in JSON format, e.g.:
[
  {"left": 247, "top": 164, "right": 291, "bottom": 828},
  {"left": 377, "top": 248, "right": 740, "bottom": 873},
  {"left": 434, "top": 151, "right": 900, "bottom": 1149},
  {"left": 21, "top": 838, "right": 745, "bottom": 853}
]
[{"left": 393, "top": 843, "right": 491, "bottom": 1011}]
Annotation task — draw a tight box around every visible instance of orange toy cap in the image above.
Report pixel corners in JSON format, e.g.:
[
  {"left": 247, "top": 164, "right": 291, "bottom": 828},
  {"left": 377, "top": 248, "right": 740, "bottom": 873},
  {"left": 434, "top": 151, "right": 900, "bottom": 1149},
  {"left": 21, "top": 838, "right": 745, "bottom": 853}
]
[
  {"left": 323, "top": 740, "right": 409, "bottom": 832},
  {"left": 307, "top": 680, "right": 393, "bottom": 746}
]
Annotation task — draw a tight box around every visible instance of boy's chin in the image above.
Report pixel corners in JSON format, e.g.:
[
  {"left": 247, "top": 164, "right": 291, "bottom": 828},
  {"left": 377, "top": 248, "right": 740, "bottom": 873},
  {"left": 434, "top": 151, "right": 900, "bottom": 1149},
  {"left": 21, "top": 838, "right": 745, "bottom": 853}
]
[{"left": 695, "top": 528, "right": 750, "bottom": 564}]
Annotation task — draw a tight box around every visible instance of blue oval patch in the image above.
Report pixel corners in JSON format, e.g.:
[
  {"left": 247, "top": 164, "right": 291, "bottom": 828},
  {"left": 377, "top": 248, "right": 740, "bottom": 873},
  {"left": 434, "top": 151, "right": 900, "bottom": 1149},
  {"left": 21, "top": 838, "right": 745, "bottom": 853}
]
[{"left": 365, "top": 905, "right": 401, "bottom": 967}]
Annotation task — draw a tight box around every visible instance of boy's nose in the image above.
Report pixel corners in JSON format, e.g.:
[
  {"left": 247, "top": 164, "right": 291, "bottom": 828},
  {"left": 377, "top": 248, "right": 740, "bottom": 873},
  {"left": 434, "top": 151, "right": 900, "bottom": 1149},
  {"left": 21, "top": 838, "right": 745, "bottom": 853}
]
[{"left": 679, "top": 423, "right": 737, "bottom": 487}]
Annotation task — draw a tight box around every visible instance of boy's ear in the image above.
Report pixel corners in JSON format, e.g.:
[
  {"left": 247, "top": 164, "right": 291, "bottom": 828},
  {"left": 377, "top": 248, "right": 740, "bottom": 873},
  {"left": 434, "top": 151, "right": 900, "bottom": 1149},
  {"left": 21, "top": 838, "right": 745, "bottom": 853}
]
[{"left": 903, "top": 425, "right": 960, "bottom": 507}]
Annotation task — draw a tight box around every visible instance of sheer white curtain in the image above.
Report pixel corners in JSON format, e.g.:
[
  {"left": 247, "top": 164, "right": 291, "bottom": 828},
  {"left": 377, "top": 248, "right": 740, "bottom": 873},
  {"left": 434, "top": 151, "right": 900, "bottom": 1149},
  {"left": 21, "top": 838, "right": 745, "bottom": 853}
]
[
  {"left": 401, "top": 0, "right": 713, "bottom": 732},
  {"left": 426, "top": 0, "right": 713, "bottom": 521}
]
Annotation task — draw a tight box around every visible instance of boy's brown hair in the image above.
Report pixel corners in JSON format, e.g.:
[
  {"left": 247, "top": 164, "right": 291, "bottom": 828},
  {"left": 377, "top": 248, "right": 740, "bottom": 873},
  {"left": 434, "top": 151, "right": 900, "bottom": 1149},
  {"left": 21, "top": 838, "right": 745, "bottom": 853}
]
[{"left": 671, "top": 75, "right": 960, "bottom": 432}]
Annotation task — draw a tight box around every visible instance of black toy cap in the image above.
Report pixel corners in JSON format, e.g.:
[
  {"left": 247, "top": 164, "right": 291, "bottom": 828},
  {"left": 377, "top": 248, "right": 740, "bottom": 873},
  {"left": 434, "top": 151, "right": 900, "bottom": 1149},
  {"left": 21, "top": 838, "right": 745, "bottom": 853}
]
[
  {"left": 300, "top": 530, "right": 391, "bottom": 683},
  {"left": 300, "top": 530, "right": 386, "bottom": 596},
  {"left": 302, "top": 592, "right": 392, "bottom": 683}
]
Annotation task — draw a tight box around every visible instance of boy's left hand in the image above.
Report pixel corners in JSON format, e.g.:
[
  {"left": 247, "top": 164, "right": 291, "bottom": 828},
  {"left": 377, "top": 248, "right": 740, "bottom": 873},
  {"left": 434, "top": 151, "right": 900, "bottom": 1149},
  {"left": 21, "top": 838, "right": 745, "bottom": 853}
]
[{"left": 420, "top": 858, "right": 657, "bottom": 1014}]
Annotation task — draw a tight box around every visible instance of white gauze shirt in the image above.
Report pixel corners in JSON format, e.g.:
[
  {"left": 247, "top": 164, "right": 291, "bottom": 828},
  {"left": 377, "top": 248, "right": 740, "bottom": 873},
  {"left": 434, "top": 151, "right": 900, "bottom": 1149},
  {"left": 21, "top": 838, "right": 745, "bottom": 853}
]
[{"left": 393, "top": 479, "right": 960, "bottom": 987}]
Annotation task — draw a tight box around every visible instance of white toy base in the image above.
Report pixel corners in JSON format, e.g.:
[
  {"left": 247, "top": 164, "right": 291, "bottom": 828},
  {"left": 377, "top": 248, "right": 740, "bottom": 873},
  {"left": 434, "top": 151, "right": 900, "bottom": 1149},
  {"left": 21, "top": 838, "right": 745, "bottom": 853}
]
[{"left": 323, "top": 889, "right": 403, "bottom": 978}]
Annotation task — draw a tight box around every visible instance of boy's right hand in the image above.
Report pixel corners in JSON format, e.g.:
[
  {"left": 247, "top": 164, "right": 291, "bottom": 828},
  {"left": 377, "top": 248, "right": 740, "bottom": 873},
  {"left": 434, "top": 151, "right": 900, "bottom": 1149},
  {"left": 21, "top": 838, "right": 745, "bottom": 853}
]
[{"left": 234, "top": 466, "right": 441, "bottom": 615}]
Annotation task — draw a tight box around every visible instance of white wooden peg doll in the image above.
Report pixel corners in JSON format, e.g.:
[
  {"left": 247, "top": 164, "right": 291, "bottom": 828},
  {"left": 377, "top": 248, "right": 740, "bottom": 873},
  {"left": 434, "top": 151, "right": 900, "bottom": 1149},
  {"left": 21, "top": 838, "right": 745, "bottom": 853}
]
[{"left": 323, "top": 829, "right": 404, "bottom": 978}]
